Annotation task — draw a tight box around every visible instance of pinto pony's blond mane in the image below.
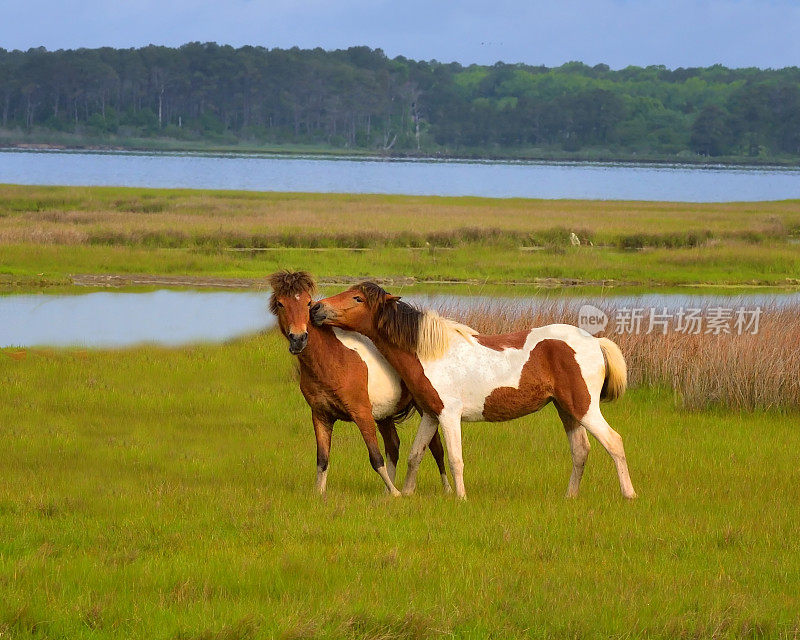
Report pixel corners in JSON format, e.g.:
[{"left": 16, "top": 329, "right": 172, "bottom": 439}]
[
  {"left": 356, "top": 282, "right": 477, "bottom": 361},
  {"left": 268, "top": 270, "right": 317, "bottom": 314},
  {"left": 417, "top": 310, "right": 478, "bottom": 361}
]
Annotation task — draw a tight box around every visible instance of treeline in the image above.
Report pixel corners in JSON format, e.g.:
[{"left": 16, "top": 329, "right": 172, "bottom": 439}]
[{"left": 1, "top": 43, "right": 799, "bottom": 159}]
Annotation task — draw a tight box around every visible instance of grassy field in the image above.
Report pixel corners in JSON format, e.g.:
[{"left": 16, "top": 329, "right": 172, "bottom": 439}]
[
  {"left": 3, "top": 183, "right": 800, "bottom": 637},
  {"left": 2, "top": 331, "right": 799, "bottom": 639},
  {"left": 2, "top": 185, "right": 800, "bottom": 290}
]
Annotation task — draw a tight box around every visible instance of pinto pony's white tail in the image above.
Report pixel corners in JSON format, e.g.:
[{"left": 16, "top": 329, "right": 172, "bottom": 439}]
[{"left": 598, "top": 337, "right": 627, "bottom": 402}]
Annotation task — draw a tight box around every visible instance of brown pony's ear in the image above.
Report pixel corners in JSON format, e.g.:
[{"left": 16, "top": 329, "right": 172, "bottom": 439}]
[{"left": 386, "top": 294, "right": 401, "bottom": 302}]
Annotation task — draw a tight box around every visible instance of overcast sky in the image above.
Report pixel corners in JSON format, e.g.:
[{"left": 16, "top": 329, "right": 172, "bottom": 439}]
[{"left": 2, "top": 0, "right": 799, "bottom": 70}]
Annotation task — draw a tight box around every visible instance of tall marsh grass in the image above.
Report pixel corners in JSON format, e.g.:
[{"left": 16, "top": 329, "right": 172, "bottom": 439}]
[
  {"left": 2, "top": 185, "right": 799, "bottom": 250},
  {"left": 434, "top": 299, "right": 800, "bottom": 411}
]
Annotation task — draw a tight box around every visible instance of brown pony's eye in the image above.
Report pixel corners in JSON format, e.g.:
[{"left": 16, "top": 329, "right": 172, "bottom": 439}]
[
  {"left": 307, "top": 301, "right": 312, "bottom": 307},
  {"left": 276, "top": 301, "right": 284, "bottom": 308},
  {"left": 354, "top": 296, "right": 364, "bottom": 303}
]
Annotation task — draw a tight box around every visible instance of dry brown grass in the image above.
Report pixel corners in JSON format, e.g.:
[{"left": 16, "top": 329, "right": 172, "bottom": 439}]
[
  {"left": 433, "top": 299, "right": 800, "bottom": 411},
  {"left": 2, "top": 184, "right": 799, "bottom": 248}
]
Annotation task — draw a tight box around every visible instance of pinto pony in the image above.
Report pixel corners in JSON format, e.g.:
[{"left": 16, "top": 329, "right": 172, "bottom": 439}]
[
  {"left": 311, "top": 282, "right": 637, "bottom": 500},
  {"left": 268, "top": 271, "right": 450, "bottom": 496}
]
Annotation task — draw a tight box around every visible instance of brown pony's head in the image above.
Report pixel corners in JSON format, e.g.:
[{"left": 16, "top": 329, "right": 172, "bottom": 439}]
[
  {"left": 268, "top": 270, "right": 317, "bottom": 354},
  {"left": 312, "top": 282, "right": 421, "bottom": 353}
]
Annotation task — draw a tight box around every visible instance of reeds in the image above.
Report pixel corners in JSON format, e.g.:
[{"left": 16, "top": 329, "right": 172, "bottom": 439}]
[
  {"left": 2, "top": 185, "right": 799, "bottom": 250},
  {"left": 433, "top": 298, "right": 800, "bottom": 411}
]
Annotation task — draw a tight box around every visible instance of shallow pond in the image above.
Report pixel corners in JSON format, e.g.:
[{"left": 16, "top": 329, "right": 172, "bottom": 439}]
[{"left": 2, "top": 289, "right": 799, "bottom": 348}]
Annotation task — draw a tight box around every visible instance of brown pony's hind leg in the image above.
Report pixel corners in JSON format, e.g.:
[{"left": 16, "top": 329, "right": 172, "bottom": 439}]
[
  {"left": 555, "top": 404, "right": 591, "bottom": 498},
  {"left": 377, "top": 418, "right": 401, "bottom": 486},
  {"left": 352, "top": 411, "right": 401, "bottom": 496},
  {"left": 312, "top": 412, "right": 334, "bottom": 495},
  {"left": 428, "top": 429, "right": 452, "bottom": 493}
]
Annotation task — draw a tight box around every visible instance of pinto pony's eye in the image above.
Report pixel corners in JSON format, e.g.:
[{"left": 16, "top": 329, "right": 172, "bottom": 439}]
[
  {"left": 307, "top": 301, "right": 312, "bottom": 307},
  {"left": 354, "top": 296, "right": 364, "bottom": 303}
]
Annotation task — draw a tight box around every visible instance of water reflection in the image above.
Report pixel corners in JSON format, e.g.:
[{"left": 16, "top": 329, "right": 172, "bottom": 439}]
[
  {"left": 2, "top": 289, "right": 800, "bottom": 348},
  {"left": 0, "top": 290, "right": 272, "bottom": 348},
  {"left": 1, "top": 149, "right": 799, "bottom": 201}
]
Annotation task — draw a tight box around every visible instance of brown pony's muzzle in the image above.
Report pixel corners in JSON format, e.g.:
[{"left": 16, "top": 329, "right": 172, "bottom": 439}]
[{"left": 288, "top": 331, "right": 308, "bottom": 354}]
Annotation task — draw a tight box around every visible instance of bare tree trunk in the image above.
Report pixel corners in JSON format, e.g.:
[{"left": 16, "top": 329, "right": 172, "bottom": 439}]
[{"left": 158, "top": 87, "right": 164, "bottom": 128}]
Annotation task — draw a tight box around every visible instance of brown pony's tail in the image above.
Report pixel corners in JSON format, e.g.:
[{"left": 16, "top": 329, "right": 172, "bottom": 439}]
[{"left": 599, "top": 337, "right": 627, "bottom": 402}]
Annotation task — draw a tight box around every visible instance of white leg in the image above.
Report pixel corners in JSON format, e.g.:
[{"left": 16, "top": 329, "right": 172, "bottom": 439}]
[
  {"left": 557, "top": 406, "right": 591, "bottom": 498},
  {"left": 580, "top": 406, "right": 637, "bottom": 499},
  {"left": 565, "top": 425, "right": 590, "bottom": 498},
  {"left": 438, "top": 407, "right": 466, "bottom": 500},
  {"left": 402, "top": 413, "right": 439, "bottom": 495},
  {"left": 377, "top": 465, "right": 401, "bottom": 496},
  {"left": 386, "top": 459, "right": 397, "bottom": 485},
  {"left": 316, "top": 467, "right": 329, "bottom": 495}
]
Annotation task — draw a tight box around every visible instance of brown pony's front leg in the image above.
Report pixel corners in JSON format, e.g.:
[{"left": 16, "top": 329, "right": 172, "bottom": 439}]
[
  {"left": 312, "top": 412, "right": 333, "bottom": 495},
  {"left": 352, "top": 411, "right": 401, "bottom": 496},
  {"left": 377, "top": 419, "right": 401, "bottom": 485}
]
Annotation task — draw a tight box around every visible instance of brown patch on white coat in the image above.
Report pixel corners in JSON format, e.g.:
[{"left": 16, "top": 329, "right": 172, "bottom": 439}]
[
  {"left": 268, "top": 271, "right": 450, "bottom": 496},
  {"left": 311, "top": 282, "right": 635, "bottom": 500}
]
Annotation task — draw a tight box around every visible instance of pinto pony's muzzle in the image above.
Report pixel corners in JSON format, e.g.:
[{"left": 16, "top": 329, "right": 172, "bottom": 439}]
[
  {"left": 310, "top": 302, "right": 332, "bottom": 326},
  {"left": 288, "top": 331, "right": 309, "bottom": 354}
]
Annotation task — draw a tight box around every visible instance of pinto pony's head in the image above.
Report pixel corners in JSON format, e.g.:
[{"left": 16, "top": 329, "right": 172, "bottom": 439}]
[
  {"left": 268, "top": 270, "right": 317, "bottom": 354},
  {"left": 312, "top": 281, "right": 477, "bottom": 361},
  {"left": 312, "top": 281, "right": 409, "bottom": 344}
]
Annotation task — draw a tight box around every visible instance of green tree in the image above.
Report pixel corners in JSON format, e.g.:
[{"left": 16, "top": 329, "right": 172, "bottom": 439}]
[{"left": 690, "top": 105, "right": 732, "bottom": 156}]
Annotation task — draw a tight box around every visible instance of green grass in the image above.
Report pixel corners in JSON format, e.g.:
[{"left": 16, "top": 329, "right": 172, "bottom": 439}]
[
  {"left": 2, "top": 333, "right": 799, "bottom": 638},
  {"left": 2, "top": 185, "right": 800, "bottom": 290},
  {"left": 4, "top": 241, "right": 800, "bottom": 292}
]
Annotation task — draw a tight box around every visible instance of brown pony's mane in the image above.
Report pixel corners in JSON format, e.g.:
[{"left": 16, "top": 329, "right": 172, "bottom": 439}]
[
  {"left": 268, "top": 270, "right": 317, "bottom": 314},
  {"left": 356, "top": 281, "right": 477, "bottom": 360}
]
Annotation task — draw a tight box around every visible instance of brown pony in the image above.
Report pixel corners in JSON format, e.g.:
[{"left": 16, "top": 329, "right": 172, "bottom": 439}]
[
  {"left": 268, "top": 271, "right": 450, "bottom": 495},
  {"left": 312, "top": 282, "right": 636, "bottom": 500}
]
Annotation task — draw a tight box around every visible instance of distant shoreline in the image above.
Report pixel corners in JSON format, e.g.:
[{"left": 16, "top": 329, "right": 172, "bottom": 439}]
[{"left": 2, "top": 138, "right": 800, "bottom": 169}]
